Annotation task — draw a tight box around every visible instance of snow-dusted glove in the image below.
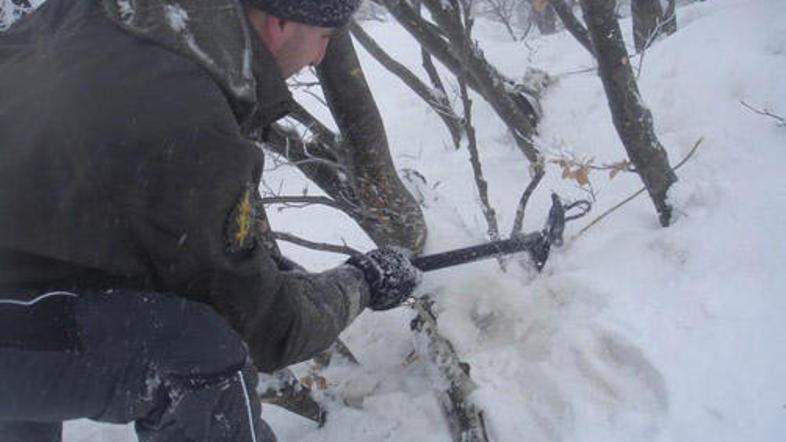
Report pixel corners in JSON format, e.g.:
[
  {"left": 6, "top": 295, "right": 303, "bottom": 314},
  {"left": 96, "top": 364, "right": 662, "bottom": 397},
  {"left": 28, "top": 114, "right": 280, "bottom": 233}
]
[{"left": 346, "top": 247, "right": 422, "bottom": 311}]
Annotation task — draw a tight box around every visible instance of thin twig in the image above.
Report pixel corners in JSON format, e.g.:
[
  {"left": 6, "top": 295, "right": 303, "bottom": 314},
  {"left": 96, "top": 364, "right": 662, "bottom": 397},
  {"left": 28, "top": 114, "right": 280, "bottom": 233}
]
[
  {"left": 576, "top": 187, "right": 646, "bottom": 237},
  {"left": 636, "top": 13, "right": 672, "bottom": 78},
  {"left": 554, "top": 66, "right": 598, "bottom": 78},
  {"left": 740, "top": 100, "right": 786, "bottom": 126},
  {"left": 261, "top": 195, "right": 366, "bottom": 219},
  {"left": 288, "top": 79, "right": 322, "bottom": 89},
  {"left": 349, "top": 20, "right": 463, "bottom": 148},
  {"left": 575, "top": 137, "right": 704, "bottom": 237},
  {"left": 479, "top": 0, "right": 519, "bottom": 41},
  {"left": 459, "top": 74, "right": 499, "bottom": 242},
  {"left": 288, "top": 103, "right": 340, "bottom": 154},
  {"left": 636, "top": 17, "right": 668, "bottom": 78},
  {"left": 273, "top": 232, "right": 361, "bottom": 256},
  {"left": 551, "top": 151, "right": 636, "bottom": 174}
]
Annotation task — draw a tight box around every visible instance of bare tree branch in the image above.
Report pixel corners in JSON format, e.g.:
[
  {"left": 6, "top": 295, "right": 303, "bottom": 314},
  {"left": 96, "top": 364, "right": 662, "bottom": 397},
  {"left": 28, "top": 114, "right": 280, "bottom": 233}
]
[
  {"left": 373, "top": 0, "right": 463, "bottom": 76},
  {"left": 741, "top": 99, "right": 786, "bottom": 126},
  {"left": 662, "top": 0, "right": 677, "bottom": 36},
  {"left": 635, "top": 14, "right": 674, "bottom": 78},
  {"left": 260, "top": 195, "right": 372, "bottom": 220},
  {"left": 419, "top": 0, "right": 541, "bottom": 163},
  {"left": 551, "top": 0, "right": 595, "bottom": 57},
  {"left": 461, "top": 84, "right": 500, "bottom": 242},
  {"left": 422, "top": 49, "right": 449, "bottom": 105},
  {"left": 510, "top": 164, "right": 545, "bottom": 236},
  {"left": 413, "top": 0, "right": 462, "bottom": 150},
  {"left": 378, "top": 0, "right": 543, "bottom": 164},
  {"left": 263, "top": 124, "right": 358, "bottom": 210},
  {"left": 288, "top": 103, "right": 342, "bottom": 155},
  {"left": 273, "top": 231, "right": 361, "bottom": 256},
  {"left": 453, "top": 0, "right": 500, "bottom": 242},
  {"left": 631, "top": 0, "right": 663, "bottom": 53},
  {"left": 479, "top": 0, "right": 521, "bottom": 41},
  {"left": 349, "top": 20, "right": 463, "bottom": 148}
]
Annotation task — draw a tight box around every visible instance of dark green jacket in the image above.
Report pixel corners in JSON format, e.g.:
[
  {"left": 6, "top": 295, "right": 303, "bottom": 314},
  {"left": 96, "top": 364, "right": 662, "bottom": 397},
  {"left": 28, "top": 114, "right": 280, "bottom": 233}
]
[{"left": 0, "top": 0, "right": 369, "bottom": 372}]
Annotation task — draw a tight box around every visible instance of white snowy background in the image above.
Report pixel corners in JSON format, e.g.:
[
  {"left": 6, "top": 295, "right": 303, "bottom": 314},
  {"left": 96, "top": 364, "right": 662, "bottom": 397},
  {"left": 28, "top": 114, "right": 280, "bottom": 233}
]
[{"left": 3, "top": 0, "right": 784, "bottom": 440}]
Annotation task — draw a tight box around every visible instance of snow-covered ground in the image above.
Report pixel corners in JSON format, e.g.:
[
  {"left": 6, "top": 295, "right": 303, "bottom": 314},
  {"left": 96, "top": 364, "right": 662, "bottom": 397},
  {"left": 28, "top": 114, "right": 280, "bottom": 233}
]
[{"left": 47, "top": 0, "right": 786, "bottom": 440}]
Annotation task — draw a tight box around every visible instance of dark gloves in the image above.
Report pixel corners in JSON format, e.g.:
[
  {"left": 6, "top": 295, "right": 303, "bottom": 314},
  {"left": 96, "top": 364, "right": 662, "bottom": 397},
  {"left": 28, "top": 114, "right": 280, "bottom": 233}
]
[{"left": 346, "top": 247, "right": 422, "bottom": 311}]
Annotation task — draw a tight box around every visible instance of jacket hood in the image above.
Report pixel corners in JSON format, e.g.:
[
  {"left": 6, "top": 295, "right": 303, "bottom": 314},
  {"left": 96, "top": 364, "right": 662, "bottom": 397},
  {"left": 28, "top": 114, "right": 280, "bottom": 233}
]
[{"left": 101, "top": 0, "right": 292, "bottom": 131}]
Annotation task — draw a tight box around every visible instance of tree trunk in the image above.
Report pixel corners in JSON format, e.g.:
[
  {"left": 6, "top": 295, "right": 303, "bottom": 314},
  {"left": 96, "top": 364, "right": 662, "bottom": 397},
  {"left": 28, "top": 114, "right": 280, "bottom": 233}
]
[
  {"left": 580, "top": 0, "right": 677, "bottom": 226},
  {"left": 662, "top": 0, "right": 677, "bottom": 36},
  {"left": 316, "top": 28, "right": 428, "bottom": 251},
  {"left": 551, "top": 0, "right": 595, "bottom": 57},
  {"left": 532, "top": 0, "right": 558, "bottom": 35},
  {"left": 631, "top": 0, "right": 664, "bottom": 52}
]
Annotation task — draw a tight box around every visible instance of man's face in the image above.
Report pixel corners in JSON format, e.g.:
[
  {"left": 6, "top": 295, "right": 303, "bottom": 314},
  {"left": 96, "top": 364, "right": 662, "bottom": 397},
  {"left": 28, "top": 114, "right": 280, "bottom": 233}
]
[
  {"left": 274, "top": 22, "right": 333, "bottom": 78},
  {"left": 246, "top": 9, "right": 334, "bottom": 79}
]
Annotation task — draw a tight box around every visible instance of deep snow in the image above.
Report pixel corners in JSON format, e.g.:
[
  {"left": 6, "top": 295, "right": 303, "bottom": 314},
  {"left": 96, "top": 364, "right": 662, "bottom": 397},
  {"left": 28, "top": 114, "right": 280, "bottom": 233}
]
[{"left": 4, "top": 0, "right": 782, "bottom": 440}]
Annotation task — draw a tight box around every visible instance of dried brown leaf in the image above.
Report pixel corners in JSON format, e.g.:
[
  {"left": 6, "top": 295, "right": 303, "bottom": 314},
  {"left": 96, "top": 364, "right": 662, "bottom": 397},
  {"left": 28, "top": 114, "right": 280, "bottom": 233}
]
[{"left": 575, "top": 167, "right": 590, "bottom": 186}]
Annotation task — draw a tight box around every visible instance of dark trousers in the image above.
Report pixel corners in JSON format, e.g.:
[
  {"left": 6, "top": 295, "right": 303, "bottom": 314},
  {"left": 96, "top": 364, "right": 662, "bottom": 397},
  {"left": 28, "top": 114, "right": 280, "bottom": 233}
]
[{"left": 0, "top": 291, "right": 276, "bottom": 442}]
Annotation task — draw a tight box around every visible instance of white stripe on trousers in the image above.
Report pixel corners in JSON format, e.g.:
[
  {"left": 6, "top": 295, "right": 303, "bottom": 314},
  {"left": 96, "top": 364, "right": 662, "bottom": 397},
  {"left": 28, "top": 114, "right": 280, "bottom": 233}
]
[
  {"left": 237, "top": 370, "right": 258, "bottom": 442},
  {"left": 0, "top": 291, "right": 78, "bottom": 306}
]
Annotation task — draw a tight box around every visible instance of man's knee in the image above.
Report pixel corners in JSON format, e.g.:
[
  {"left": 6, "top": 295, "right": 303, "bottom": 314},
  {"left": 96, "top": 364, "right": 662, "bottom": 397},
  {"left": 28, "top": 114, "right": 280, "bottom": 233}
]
[
  {"left": 78, "top": 291, "right": 250, "bottom": 378},
  {"left": 134, "top": 358, "right": 271, "bottom": 442},
  {"left": 0, "top": 421, "right": 62, "bottom": 442},
  {"left": 151, "top": 296, "right": 250, "bottom": 376}
]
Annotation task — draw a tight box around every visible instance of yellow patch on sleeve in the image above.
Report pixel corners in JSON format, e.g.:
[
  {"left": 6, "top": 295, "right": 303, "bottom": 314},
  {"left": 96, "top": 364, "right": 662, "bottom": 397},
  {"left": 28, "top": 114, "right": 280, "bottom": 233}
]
[
  {"left": 234, "top": 189, "right": 253, "bottom": 247},
  {"left": 225, "top": 183, "right": 259, "bottom": 254}
]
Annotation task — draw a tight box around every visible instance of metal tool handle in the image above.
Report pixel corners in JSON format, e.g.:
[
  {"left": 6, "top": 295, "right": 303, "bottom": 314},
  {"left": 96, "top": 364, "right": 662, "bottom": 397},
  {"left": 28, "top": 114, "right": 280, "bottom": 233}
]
[
  {"left": 408, "top": 194, "right": 590, "bottom": 273},
  {"left": 411, "top": 232, "right": 547, "bottom": 272}
]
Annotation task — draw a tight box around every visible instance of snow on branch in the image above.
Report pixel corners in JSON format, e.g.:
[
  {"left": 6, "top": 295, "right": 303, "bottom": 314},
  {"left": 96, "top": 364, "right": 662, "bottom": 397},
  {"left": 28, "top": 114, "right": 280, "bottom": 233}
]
[{"left": 411, "top": 298, "right": 490, "bottom": 442}]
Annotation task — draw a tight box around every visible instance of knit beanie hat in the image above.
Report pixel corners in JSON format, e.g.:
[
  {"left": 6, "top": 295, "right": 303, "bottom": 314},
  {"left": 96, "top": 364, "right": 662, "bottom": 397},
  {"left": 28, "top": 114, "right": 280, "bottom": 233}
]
[{"left": 242, "top": 0, "right": 362, "bottom": 28}]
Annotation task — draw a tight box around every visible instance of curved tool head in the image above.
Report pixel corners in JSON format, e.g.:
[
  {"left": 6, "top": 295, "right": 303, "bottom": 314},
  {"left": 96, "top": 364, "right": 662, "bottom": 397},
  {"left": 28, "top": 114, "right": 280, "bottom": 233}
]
[{"left": 545, "top": 193, "right": 566, "bottom": 246}]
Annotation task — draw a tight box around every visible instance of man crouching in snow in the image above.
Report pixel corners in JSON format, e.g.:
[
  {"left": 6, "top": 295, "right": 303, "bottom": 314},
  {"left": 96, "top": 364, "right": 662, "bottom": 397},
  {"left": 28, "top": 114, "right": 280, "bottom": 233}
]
[{"left": 0, "top": 0, "right": 421, "bottom": 440}]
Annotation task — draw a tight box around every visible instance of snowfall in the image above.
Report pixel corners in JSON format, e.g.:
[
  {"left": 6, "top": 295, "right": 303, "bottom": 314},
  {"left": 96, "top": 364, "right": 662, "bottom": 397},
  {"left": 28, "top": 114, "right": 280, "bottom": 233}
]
[{"left": 3, "top": 0, "right": 785, "bottom": 440}]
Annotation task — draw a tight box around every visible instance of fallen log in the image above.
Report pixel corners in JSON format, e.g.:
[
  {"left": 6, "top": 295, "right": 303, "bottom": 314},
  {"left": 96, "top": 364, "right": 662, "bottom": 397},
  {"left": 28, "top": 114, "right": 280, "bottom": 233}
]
[{"left": 411, "top": 298, "right": 490, "bottom": 442}]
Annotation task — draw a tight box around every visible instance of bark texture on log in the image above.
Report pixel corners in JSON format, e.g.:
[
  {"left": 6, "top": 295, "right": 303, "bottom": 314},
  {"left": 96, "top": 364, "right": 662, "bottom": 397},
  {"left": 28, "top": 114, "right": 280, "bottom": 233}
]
[
  {"left": 411, "top": 299, "right": 490, "bottom": 442},
  {"left": 259, "top": 368, "right": 326, "bottom": 425},
  {"left": 580, "top": 0, "right": 677, "bottom": 226}
]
